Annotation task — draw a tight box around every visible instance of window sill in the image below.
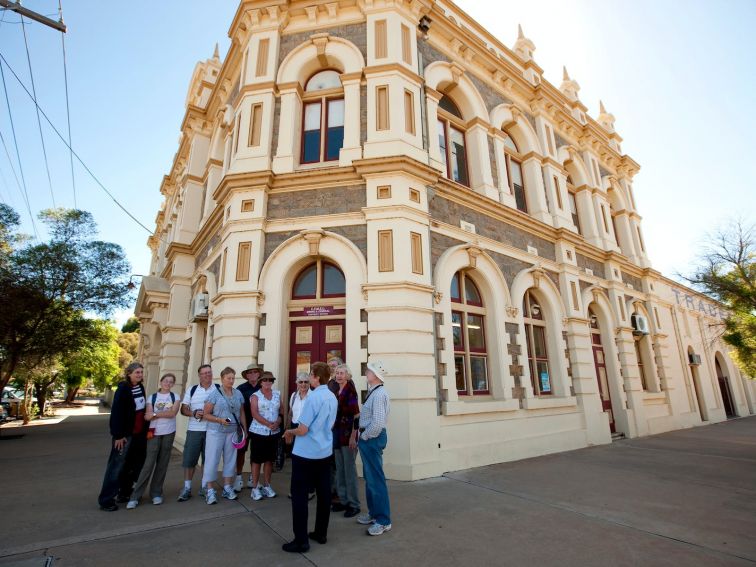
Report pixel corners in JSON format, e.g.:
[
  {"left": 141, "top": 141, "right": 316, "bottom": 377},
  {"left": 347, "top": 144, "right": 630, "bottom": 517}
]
[
  {"left": 442, "top": 398, "right": 520, "bottom": 416},
  {"left": 296, "top": 161, "right": 341, "bottom": 172},
  {"left": 521, "top": 395, "right": 577, "bottom": 410},
  {"left": 643, "top": 391, "right": 667, "bottom": 404}
]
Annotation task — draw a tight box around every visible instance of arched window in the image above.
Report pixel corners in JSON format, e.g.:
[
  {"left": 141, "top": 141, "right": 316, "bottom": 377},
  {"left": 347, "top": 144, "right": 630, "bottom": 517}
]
[
  {"left": 450, "top": 271, "right": 488, "bottom": 394},
  {"left": 503, "top": 133, "right": 527, "bottom": 212},
  {"left": 301, "top": 70, "right": 344, "bottom": 164},
  {"left": 566, "top": 175, "right": 581, "bottom": 234},
  {"left": 437, "top": 95, "right": 469, "bottom": 186},
  {"left": 523, "top": 290, "right": 551, "bottom": 395},
  {"left": 292, "top": 260, "right": 345, "bottom": 299}
]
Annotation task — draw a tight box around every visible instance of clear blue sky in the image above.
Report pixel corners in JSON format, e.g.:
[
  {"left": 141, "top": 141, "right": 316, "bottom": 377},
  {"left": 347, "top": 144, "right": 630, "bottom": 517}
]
[{"left": 1, "top": 1, "right": 754, "bottom": 325}]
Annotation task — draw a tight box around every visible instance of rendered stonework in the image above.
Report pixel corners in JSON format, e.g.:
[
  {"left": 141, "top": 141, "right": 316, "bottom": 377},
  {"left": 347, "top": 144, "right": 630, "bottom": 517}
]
[{"left": 135, "top": 0, "right": 755, "bottom": 481}]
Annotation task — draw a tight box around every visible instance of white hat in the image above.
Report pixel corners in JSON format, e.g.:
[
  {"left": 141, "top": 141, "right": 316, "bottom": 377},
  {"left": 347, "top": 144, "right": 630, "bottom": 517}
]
[{"left": 366, "top": 360, "right": 388, "bottom": 382}]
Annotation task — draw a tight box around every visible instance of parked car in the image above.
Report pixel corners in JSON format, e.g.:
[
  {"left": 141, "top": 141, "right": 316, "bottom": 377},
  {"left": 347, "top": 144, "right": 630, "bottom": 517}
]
[
  {"left": 0, "top": 403, "right": 8, "bottom": 423},
  {"left": 1, "top": 387, "right": 24, "bottom": 418}
]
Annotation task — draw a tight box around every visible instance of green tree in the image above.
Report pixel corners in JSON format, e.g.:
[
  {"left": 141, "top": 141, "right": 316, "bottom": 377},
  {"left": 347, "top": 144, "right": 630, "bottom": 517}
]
[
  {"left": 121, "top": 316, "right": 140, "bottom": 334},
  {"left": 0, "top": 207, "right": 131, "bottom": 392},
  {"left": 686, "top": 220, "right": 756, "bottom": 376},
  {"left": 117, "top": 331, "right": 139, "bottom": 372},
  {"left": 61, "top": 320, "right": 120, "bottom": 403}
]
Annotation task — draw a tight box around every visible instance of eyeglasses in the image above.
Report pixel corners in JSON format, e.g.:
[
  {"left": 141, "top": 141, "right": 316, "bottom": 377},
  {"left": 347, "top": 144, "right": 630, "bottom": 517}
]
[
  {"left": 260, "top": 378, "right": 275, "bottom": 383},
  {"left": 297, "top": 381, "right": 309, "bottom": 384}
]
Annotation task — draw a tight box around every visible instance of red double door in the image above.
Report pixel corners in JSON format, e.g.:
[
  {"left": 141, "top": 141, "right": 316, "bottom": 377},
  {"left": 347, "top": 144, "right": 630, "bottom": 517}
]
[
  {"left": 592, "top": 334, "right": 616, "bottom": 433},
  {"left": 288, "top": 319, "right": 346, "bottom": 394}
]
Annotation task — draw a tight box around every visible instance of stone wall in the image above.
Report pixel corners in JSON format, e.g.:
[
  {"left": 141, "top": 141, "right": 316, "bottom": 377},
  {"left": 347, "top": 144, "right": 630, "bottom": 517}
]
[{"left": 266, "top": 185, "right": 366, "bottom": 219}]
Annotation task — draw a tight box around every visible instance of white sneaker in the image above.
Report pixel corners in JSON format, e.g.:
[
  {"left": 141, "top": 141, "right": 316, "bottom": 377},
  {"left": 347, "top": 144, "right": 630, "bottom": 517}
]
[
  {"left": 152, "top": 496, "right": 163, "bottom": 505},
  {"left": 206, "top": 488, "right": 218, "bottom": 505},
  {"left": 356, "top": 514, "right": 375, "bottom": 525},
  {"left": 126, "top": 500, "right": 138, "bottom": 510},
  {"left": 233, "top": 475, "right": 243, "bottom": 492},
  {"left": 261, "top": 485, "right": 276, "bottom": 498},
  {"left": 222, "top": 487, "right": 238, "bottom": 500},
  {"left": 367, "top": 522, "right": 392, "bottom": 536},
  {"left": 246, "top": 476, "right": 255, "bottom": 488},
  {"left": 251, "top": 487, "right": 263, "bottom": 501}
]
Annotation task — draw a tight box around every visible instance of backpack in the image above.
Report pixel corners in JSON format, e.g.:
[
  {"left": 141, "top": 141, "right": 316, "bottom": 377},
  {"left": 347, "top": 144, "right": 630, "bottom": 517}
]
[
  {"left": 189, "top": 383, "right": 221, "bottom": 400},
  {"left": 151, "top": 392, "right": 176, "bottom": 406}
]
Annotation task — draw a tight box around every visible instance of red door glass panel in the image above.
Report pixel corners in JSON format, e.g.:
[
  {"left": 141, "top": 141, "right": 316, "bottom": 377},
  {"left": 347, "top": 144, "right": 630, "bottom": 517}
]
[{"left": 288, "top": 319, "right": 345, "bottom": 395}]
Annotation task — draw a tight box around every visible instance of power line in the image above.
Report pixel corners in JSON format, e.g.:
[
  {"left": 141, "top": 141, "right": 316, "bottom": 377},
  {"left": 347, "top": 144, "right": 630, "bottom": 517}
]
[
  {"left": 0, "top": 51, "right": 154, "bottom": 236},
  {"left": 20, "top": 13, "right": 56, "bottom": 208},
  {"left": 0, "top": 56, "right": 37, "bottom": 238},
  {"left": 59, "top": 1, "right": 76, "bottom": 208}
]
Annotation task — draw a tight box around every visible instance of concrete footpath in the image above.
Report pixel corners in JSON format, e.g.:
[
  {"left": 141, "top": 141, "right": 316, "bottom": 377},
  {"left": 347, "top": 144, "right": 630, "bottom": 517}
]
[{"left": 1, "top": 411, "right": 755, "bottom": 567}]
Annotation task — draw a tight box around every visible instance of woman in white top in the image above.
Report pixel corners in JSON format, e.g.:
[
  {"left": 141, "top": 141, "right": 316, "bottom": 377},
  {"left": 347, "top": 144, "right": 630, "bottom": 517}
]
[
  {"left": 248, "top": 371, "right": 282, "bottom": 501},
  {"left": 288, "top": 371, "right": 311, "bottom": 430},
  {"left": 127, "top": 373, "right": 180, "bottom": 508}
]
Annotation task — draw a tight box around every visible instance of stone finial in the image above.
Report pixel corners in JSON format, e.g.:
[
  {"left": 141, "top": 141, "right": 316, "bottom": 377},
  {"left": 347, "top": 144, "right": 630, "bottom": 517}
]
[
  {"left": 513, "top": 24, "right": 536, "bottom": 62},
  {"left": 213, "top": 43, "right": 220, "bottom": 60},
  {"left": 597, "top": 99, "right": 616, "bottom": 133},
  {"left": 560, "top": 66, "right": 581, "bottom": 102}
]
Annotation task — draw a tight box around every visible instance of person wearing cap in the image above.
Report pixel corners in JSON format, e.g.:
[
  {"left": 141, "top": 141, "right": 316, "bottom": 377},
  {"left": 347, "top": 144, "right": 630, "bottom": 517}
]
[
  {"left": 356, "top": 360, "right": 392, "bottom": 536},
  {"left": 234, "top": 363, "right": 262, "bottom": 492},
  {"left": 281, "top": 361, "right": 338, "bottom": 553},
  {"left": 248, "top": 371, "right": 282, "bottom": 501}
]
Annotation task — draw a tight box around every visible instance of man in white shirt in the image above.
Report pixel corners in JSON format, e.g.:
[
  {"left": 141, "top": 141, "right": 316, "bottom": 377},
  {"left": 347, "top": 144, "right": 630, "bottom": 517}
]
[{"left": 177, "top": 364, "right": 215, "bottom": 501}]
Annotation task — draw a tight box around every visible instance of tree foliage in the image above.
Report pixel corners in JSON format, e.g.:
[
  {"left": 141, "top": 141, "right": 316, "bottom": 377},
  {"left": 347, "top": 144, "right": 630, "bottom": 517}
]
[
  {"left": 61, "top": 320, "right": 120, "bottom": 400},
  {"left": 0, "top": 207, "right": 131, "bottom": 392},
  {"left": 121, "top": 316, "right": 140, "bottom": 334},
  {"left": 117, "top": 331, "right": 140, "bottom": 375},
  {"left": 686, "top": 220, "right": 756, "bottom": 376}
]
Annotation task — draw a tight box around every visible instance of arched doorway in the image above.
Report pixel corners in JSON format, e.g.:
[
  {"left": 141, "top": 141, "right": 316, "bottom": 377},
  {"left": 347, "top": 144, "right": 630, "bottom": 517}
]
[
  {"left": 287, "top": 259, "right": 346, "bottom": 393},
  {"left": 715, "top": 357, "right": 735, "bottom": 418},
  {"left": 589, "top": 307, "right": 615, "bottom": 433}
]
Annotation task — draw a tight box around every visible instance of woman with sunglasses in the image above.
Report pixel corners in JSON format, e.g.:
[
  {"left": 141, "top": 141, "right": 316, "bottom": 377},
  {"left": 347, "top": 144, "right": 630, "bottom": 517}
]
[{"left": 249, "top": 371, "right": 282, "bottom": 500}]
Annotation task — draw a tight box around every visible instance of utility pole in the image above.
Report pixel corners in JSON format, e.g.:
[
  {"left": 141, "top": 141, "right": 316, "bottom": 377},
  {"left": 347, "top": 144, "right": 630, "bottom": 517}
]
[{"left": 0, "top": 0, "right": 67, "bottom": 33}]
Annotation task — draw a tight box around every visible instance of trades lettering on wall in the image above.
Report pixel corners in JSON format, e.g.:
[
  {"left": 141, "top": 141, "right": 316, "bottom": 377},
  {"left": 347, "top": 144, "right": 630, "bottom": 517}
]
[{"left": 671, "top": 289, "right": 727, "bottom": 319}]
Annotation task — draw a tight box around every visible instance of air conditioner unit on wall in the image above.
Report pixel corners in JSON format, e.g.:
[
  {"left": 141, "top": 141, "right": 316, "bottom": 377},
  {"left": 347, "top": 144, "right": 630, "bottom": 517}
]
[
  {"left": 630, "top": 313, "right": 650, "bottom": 335},
  {"left": 689, "top": 353, "right": 702, "bottom": 366},
  {"left": 192, "top": 293, "right": 209, "bottom": 320}
]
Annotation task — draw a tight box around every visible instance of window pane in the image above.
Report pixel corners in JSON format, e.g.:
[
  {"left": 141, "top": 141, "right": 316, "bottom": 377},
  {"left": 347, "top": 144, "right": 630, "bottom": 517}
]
[
  {"left": 502, "top": 133, "right": 518, "bottom": 152},
  {"left": 464, "top": 277, "right": 481, "bottom": 305},
  {"left": 455, "top": 355, "right": 466, "bottom": 392},
  {"left": 536, "top": 361, "right": 551, "bottom": 394},
  {"left": 450, "top": 272, "right": 461, "bottom": 301},
  {"left": 325, "top": 126, "right": 343, "bottom": 160},
  {"left": 467, "top": 314, "right": 485, "bottom": 351},
  {"left": 533, "top": 325, "right": 548, "bottom": 359},
  {"left": 514, "top": 184, "right": 527, "bottom": 213},
  {"left": 304, "top": 103, "right": 322, "bottom": 130},
  {"left": 293, "top": 265, "right": 317, "bottom": 297},
  {"left": 323, "top": 263, "right": 345, "bottom": 296},
  {"left": 470, "top": 356, "right": 488, "bottom": 391},
  {"left": 451, "top": 312, "right": 463, "bottom": 349},
  {"left": 509, "top": 160, "right": 523, "bottom": 185},
  {"left": 438, "top": 120, "right": 448, "bottom": 168},
  {"left": 306, "top": 70, "right": 341, "bottom": 91},
  {"left": 439, "top": 95, "right": 462, "bottom": 118},
  {"left": 327, "top": 99, "right": 344, "bottom": 127},
  {"left": 450, "top": 127, "right": 468, "bottom": 185}
]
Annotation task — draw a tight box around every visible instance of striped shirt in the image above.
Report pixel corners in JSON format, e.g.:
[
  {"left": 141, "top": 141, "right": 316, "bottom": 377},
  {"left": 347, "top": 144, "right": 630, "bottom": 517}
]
[{"left": 359, "top": 384, "right": 389, "bottom": 440}]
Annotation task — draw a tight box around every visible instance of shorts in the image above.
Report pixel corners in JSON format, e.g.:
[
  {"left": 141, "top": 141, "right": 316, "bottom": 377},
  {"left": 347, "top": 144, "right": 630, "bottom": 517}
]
[
  {"left": 182, "top": 430, "right": 206, "bottom": 469},
  {"left": 249, "top": 432, "right": 278, "bottom": 464}
]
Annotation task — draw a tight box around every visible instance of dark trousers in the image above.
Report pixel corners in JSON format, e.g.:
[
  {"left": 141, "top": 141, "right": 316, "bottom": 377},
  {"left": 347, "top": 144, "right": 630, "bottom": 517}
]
[
  {"left": 290, "top": 454, "right": 331, "bottom": 544},
  {"left": 98, "top": 436, "right": 133, "bottom": 507},
  {"left": 119, "top": 433, "right": 147, "bottom": 499}
]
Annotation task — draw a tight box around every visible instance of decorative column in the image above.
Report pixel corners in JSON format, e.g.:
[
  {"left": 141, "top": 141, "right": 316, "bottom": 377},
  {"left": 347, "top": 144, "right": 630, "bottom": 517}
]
[
  {"left": 339, "top": 72, "right": 362, "bottom": 166},
  {"left": 522, "top": 157, "right": 550, "bottom": 223},
  {"left": 272, "top": 83, "right": 302, "bottom": 173},
  {"left": 613, "top": 211, "right": 639, "bottom": 263},
  {"left": 614, "top": 327, "right": 648, "bottom": 437},
  {"left": 425, "top": 87, "right": 444, "bottom": 172},
  {"left": 466, "top": 121, "right": 497, "bottom": 199}
]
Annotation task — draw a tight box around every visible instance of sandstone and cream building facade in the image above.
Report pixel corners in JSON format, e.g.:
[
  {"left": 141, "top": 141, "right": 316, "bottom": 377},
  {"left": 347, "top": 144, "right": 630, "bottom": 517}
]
[{"left": 135, "top": 0, "right": 755, "bottom": 480}]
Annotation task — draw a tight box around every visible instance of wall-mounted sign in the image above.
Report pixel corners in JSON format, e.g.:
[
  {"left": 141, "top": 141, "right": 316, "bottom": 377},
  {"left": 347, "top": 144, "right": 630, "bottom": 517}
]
[
  {"left": 671, "top": 289, "right": 726, "bottom": 319},
  {"left": 304, "top": 306, "right": 335, "bottom": 317}
]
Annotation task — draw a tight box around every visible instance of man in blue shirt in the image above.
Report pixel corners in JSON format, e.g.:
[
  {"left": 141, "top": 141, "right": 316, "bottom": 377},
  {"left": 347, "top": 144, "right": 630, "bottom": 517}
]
[{"left": 282, "top": 361, "right": 337, "bottom": 553}]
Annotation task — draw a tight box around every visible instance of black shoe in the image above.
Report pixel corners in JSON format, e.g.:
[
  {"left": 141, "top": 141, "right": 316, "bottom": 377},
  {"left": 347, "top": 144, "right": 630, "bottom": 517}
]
[
  {"left": 115, "top": 495, "right": 130, "bottom": 503},
  {"left": 282, "top": 541, "right": 310, "bottom": 553},
  {"left": 344, "top": 506, "right": 360, "bottom": 518},
  {"left": 99, "top": 503, "right": 118, "bottom": 511},
  {"left": 331, "top": 502, "right": 346, "bottom": 512},
  {"left": 308, "top": 531, "right": 327, "bottom": 544}
]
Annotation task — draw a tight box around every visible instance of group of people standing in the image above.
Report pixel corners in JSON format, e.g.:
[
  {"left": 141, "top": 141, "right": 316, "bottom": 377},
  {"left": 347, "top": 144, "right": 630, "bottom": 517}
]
[{"left": 96, "top": 356, "right": 392, "bottom": 550}]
